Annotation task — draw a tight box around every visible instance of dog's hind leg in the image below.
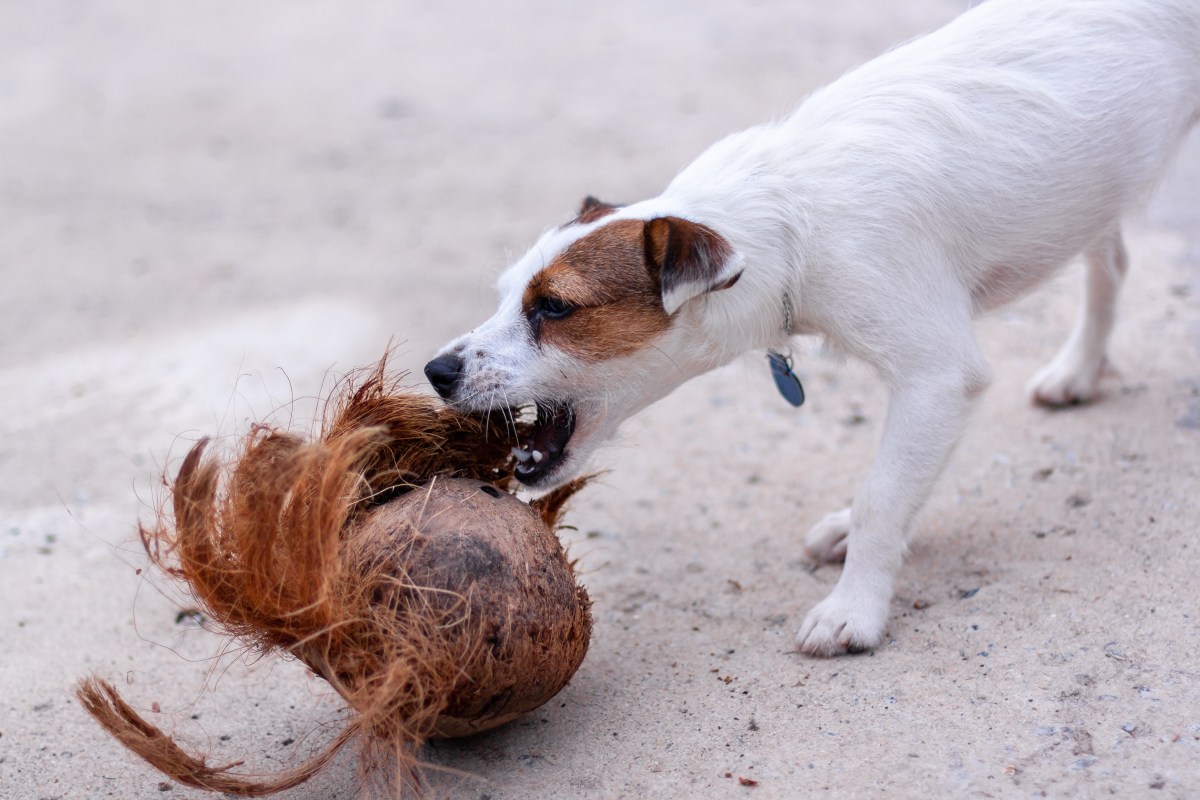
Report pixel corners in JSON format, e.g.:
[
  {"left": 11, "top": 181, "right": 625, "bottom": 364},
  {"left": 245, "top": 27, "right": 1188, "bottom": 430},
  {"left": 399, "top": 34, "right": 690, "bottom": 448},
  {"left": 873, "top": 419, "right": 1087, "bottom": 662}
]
[{"left": 1027, "top": 227, "right": 1128, "bottom": 406}]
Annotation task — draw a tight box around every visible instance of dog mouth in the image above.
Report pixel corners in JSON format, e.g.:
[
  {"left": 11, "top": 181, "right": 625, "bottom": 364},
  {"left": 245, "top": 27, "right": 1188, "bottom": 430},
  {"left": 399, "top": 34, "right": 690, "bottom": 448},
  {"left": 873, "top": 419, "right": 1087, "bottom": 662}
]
[{"left": 510, "top": 402, "right": 576, "bottom": 486}]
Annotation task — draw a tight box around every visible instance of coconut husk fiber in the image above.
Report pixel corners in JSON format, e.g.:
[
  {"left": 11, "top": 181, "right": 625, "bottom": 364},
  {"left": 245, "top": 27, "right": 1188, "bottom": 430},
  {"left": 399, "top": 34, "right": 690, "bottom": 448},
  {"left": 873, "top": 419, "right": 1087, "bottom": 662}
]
[{"left": 75, "top": 358, "right": 592, "bottom": 796}]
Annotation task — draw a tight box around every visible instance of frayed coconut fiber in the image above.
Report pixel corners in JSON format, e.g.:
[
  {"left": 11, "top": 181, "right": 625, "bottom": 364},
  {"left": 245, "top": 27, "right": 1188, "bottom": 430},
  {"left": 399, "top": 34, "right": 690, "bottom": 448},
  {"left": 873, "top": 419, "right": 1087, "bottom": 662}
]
[{"left": 75, "top": 358, "right": 592, "bottom": 796}]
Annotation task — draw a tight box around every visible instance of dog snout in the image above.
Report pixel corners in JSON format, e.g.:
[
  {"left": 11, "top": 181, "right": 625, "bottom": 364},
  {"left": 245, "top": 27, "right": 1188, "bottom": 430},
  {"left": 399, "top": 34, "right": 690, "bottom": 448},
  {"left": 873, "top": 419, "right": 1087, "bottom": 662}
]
[{"left": 424, "top": 353, "right": 464, "bottom": 400}]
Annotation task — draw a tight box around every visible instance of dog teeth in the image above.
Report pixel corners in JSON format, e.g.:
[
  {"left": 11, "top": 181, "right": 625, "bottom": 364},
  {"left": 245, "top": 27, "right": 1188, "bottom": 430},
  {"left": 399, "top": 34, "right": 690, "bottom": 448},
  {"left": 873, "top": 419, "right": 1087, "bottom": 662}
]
[{"left": 512, "top": 442, "right": 554, "bottom": 469}]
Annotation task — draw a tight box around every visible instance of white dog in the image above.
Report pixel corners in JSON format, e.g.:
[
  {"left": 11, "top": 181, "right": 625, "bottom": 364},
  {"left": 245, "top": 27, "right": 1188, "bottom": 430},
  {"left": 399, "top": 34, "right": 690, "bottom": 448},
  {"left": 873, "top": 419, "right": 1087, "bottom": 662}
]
[{"left": 426, "top": 0, "right": 1200, "bottom": 656}]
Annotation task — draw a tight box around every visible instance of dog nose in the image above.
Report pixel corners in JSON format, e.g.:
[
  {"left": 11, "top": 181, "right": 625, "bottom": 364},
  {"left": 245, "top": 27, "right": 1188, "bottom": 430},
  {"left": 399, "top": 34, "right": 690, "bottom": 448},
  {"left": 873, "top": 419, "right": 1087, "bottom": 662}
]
[{"left": 424, "top": 353, "right": 464, "bottom": 399}]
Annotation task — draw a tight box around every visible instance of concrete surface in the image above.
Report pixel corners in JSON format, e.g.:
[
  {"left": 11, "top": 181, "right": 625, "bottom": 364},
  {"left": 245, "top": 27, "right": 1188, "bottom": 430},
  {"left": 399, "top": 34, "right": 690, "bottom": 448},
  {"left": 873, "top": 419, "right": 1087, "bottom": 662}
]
[{"left": 2, "top": 1, "right": 1198, "bottom": 798}]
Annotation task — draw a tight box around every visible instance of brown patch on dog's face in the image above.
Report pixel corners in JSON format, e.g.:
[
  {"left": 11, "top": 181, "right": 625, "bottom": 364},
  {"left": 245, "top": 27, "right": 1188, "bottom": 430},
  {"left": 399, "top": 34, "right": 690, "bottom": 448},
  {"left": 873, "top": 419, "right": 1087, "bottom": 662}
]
[{"left": 522, "top": 219, "right": 670, "bottom": 363}]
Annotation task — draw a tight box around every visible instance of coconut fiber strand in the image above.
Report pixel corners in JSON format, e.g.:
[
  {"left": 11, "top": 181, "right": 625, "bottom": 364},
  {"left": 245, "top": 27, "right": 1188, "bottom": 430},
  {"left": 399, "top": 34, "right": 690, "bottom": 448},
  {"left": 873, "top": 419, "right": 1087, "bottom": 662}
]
[{"left": 76, "top": 359, "right": 592, "bottom": 796}]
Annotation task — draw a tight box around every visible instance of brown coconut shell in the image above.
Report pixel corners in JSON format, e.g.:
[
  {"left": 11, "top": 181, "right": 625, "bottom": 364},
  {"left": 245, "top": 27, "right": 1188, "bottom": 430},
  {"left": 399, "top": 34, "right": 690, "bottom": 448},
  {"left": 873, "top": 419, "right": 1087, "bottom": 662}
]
[
  {"left": 322, "top": 478, "right": 592, "bottom": 739},
  {"left": 75, "top": 358, "right": 593, "bottom": 796}
]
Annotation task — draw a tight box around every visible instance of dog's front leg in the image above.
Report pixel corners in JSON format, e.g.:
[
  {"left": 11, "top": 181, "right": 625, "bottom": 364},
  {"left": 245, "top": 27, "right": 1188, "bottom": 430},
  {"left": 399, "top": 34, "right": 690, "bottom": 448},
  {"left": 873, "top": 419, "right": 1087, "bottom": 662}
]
[{"left": 796, "top": 356, "right": 990, "bottom": 656}]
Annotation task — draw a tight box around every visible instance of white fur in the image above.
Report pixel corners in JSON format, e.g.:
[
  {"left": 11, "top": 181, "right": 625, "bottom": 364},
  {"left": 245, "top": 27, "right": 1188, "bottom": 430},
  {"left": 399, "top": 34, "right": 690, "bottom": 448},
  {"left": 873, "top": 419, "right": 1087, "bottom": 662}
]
[{"left": 434, "top": 0, "right": 1200, "bottom": 656}]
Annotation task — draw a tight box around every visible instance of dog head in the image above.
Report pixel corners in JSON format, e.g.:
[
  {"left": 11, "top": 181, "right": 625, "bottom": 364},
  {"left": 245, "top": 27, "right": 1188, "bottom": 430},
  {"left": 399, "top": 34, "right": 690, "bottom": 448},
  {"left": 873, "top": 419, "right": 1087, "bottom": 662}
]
[{"left": 425, "top": 196, "right": 745, "bottom": 489}]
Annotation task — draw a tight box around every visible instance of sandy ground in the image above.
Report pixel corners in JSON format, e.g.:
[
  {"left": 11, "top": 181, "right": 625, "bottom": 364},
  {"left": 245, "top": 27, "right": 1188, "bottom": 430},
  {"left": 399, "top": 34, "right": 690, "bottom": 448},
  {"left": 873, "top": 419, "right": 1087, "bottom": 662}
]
[{"left": 2, "top": 1, "right": 1199, "bottom": 798}]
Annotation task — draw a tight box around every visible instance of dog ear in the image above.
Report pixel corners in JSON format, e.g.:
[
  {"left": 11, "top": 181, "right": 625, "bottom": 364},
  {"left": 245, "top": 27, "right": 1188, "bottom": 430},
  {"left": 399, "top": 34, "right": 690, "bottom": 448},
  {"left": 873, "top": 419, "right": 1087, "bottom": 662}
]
[
  {"left": 643, "top": 217, "right": 743, "bottom": 314},
  {"left": 575, "top": 196, "right": 619, "bottom": 225}
]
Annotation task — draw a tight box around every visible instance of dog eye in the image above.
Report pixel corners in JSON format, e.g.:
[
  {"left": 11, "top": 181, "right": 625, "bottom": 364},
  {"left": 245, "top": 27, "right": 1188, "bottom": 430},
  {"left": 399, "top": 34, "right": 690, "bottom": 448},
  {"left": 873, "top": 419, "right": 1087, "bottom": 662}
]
[{"left": 536, "top": 296, "right": 574, "bottom": 320}]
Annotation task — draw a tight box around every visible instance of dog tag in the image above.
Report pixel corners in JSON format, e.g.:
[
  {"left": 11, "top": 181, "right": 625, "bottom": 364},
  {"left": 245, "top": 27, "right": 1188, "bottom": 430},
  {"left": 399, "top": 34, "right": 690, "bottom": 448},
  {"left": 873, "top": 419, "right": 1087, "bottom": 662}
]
[{"left": 768, "top": 351, "right": 805, "bottom": 407}]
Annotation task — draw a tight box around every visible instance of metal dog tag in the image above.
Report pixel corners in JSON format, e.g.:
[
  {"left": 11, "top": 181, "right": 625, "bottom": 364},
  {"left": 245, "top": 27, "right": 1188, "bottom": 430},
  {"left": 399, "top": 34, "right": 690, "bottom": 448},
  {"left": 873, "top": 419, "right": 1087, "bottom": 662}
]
[{"left": 767, "top": 351, "right": 806, "bottom": 407}]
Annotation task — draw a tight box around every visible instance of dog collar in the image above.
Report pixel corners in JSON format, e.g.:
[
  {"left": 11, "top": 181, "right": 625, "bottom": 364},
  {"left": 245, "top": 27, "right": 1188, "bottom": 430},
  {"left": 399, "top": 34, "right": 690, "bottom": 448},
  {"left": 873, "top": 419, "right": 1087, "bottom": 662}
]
[{"left": 767, "top": 290, "right": 805, "bottom": 407}]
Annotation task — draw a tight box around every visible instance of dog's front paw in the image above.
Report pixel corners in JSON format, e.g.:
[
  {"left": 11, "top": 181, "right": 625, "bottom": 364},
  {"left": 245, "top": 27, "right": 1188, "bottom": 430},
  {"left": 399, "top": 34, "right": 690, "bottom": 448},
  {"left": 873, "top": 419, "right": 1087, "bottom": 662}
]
[
  {"left": 1027, "top": 354, "right": 1109, "bottom": 407},
  {"left": 795, "top": 588, "right": 888, "bottom": 657},
  {"left": 804, "top": 508, "right": 852, "bottom": 563}
]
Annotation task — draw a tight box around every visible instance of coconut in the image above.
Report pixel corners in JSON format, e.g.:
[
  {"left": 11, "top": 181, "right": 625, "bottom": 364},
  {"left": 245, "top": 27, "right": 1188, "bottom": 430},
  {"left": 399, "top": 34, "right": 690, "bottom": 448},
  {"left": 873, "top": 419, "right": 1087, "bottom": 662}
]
[{"left": 75, "top": 359, "right": 592, "bottom": 796}]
